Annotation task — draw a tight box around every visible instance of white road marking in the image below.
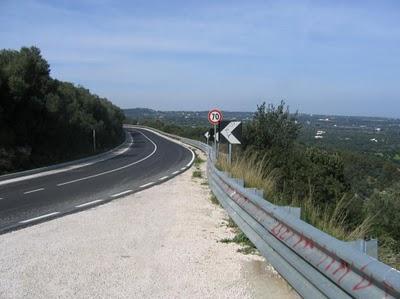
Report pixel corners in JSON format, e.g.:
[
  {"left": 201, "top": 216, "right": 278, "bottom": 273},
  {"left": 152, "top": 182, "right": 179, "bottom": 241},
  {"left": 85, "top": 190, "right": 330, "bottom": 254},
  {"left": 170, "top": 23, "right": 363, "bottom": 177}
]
[
  {"left": 131, "top": 126, "right": 196, "bottom": 170},
  {"left": 172, "top": 171, "right": 180, "bottom": 175},
  {"left": 111, "top": 190, "right": 132, "bottom": 198},
  {"left": 158, "top": 176, "right": 169, "bottom": 181},
  {"left": 75, "top": 199, "right": 103, "bottom": 208},
  {"left": 0, "top": 197, "right": 3, "bottom": 200},
  {"left": 19, "top": 212, "right": 60, "bottom": 224},
  {"left": 140, "top": 182, "right": 155, "bottom": 188},
  {"left": 0, "top": 136, "right": 134, "bottom": 187},
  {"left": 57, "top": 131, "right": 157, "bottom": 186},
  {"left": 23, "top": 188, "right": 45, "bottom": 194},
  {"left": 186, "top": 149, "right": 195, "bottom": 167}
]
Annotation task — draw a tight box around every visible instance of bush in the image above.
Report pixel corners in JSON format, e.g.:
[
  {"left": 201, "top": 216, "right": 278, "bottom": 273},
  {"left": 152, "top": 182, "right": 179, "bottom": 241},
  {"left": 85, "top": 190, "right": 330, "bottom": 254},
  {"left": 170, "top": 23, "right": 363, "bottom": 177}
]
[{"left": 365, "top": 184, "right": 400, "bottom": 242}]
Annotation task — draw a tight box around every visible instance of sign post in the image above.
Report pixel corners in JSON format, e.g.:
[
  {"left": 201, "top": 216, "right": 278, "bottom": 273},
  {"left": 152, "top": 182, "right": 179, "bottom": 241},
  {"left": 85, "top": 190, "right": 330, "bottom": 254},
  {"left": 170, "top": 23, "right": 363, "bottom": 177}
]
[
  {"left": 218, "top": 120, "right": 242, "bottom": 164},
  {"left": 92, "top": 129, "right": 96, "bottom": 152},
  {"left": 204, "top": 131, "right": 210, "bottom": 145},
  {"left": 208, "top": 109, "right": 223, "bottom": 159}
]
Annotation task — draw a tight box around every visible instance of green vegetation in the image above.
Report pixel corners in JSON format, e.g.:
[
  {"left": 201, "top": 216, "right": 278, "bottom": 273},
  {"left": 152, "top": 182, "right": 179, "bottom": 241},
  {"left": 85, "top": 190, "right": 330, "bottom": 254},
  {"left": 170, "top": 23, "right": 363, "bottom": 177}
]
[
  {"left": 192, "top": 170, "right": 202, "bottom": 178},
  {"left": 137, "top": 101, "right": 400, "bottom": 268},
  {"left": 125, "top": 118, "right": 208, "bottom": 141},
  {"left": 209, "top": 193, "right": 220, "bottom": 205},
  {"left": 0, "top": 47, "right": 124, "bottom": 174},
  {"left": 194, "top": 155, "right": 205, "bottom": 166},
  {"left": 192, "top": 152, "right": 204, "bottom": 179},
  {"left": 230, "top": 101, "right": 399, "bottom": 268},
  {"left": 221, "top": 217, "right": 256, "bottom": 255}
]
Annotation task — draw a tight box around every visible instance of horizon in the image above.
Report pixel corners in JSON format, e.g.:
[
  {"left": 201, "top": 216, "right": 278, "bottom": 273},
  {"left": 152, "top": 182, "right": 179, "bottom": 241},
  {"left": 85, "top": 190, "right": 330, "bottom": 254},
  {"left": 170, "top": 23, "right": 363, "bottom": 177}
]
[
  {"left": 1, "top": 1, "right": 399, "bottom": 118},
  {"left": 124, "top": 107, "right": 400, "bottom": 120}
]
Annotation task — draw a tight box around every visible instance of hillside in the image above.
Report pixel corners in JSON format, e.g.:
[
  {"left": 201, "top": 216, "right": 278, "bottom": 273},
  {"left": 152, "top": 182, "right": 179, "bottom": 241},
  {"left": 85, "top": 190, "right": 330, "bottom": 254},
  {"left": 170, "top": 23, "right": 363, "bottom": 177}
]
[{"left": 0, "top": 47, "right": 125, "bottom": 174}]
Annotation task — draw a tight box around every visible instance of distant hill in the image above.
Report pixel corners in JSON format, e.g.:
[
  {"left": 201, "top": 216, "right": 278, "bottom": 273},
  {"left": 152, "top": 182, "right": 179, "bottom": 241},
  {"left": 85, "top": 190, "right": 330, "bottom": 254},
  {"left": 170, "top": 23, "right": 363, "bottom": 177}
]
[
  {"left": 124, "top": 108, "right": 254, "bottom": 126},
  {"left": 124, "top": 107, "right": 400, "bottom": 162}
]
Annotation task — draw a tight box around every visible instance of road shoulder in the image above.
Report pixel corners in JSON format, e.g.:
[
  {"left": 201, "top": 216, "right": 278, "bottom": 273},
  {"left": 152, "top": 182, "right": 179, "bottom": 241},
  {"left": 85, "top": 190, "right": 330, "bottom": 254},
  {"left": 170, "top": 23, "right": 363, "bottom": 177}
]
[{"left": 0, "top": 149, "right": 298, "bottom": 299}]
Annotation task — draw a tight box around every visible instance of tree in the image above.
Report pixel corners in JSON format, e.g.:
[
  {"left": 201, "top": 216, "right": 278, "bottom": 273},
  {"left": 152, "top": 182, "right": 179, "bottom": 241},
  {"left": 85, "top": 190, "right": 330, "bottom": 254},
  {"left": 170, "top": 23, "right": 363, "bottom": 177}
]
[
  {"left": 365, "top": 184, "right": 400, "bottom": 243},
  {"left": 0, "top": 46, "right": 124, "bottom": 174},
  {"left": 243, "top": 101, "right": 301, "bottom": 152}
]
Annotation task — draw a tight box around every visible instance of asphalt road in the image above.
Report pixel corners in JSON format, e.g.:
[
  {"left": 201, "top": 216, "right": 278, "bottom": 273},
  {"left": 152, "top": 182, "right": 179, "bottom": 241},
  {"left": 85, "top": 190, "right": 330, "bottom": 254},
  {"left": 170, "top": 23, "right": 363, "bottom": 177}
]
[{"left": 0, "top": 127, "right": 194, "bottom": 234}]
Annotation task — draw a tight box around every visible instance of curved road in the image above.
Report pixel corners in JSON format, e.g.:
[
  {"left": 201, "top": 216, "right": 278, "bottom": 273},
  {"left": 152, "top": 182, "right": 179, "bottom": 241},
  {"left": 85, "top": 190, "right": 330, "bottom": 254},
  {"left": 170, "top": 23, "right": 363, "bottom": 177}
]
[{"left": 0, "top": 128, "right": 194, "bottom": 234}]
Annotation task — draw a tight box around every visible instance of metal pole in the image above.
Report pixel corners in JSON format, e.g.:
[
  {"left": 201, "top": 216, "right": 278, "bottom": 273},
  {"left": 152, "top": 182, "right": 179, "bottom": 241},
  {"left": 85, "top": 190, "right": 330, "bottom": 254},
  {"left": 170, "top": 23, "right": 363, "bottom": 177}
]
[
  {"left": 93, "top": 129, "right": 96, "bottom": 152},
  {"left": 214, "top": 124, "right": 217, "bottom": 160},
  {"left": 228, "top": 143, "right": 232, "bottom": 164}
]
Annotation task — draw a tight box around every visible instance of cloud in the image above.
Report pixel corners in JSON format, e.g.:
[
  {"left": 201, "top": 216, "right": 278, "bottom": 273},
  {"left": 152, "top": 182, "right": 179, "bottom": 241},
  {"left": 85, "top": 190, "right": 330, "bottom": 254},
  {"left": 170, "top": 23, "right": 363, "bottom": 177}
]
[{"left": 1, "top": 0, "right": 399, "bottom": 116}]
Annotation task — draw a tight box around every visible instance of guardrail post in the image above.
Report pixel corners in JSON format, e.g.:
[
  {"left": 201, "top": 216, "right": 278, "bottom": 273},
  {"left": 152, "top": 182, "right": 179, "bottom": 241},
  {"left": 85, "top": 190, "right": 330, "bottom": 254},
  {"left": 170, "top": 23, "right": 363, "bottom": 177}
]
[
  {"left": 245, "top": 188, "right": 264, "bottom": 198},
  {"left": 232, "top": 178, "right": 244, "bottom": 187},
  {"left": 347, "top": 239, "right": 378, "bottom": 259}
]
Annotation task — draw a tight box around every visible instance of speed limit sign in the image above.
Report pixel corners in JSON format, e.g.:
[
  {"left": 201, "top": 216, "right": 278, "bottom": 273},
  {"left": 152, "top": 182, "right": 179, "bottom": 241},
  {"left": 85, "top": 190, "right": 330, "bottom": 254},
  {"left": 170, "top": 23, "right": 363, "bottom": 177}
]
[{"left": 208, "top": 109, "right": 223, "bottom": 125}]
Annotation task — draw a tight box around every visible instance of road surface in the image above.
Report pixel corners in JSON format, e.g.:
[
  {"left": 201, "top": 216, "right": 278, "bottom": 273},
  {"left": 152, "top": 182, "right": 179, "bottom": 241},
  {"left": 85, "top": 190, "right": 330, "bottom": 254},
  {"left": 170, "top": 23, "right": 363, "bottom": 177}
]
[{"left": 0, "top": 127, "right": 194, "bottom": 234}]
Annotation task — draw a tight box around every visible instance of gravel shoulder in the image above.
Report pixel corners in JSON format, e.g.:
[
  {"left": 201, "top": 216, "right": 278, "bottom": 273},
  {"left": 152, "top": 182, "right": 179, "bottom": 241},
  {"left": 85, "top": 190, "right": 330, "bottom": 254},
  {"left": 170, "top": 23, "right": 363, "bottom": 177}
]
[{"left": 0, "top": 148, "right": 298, "bottom": 299}]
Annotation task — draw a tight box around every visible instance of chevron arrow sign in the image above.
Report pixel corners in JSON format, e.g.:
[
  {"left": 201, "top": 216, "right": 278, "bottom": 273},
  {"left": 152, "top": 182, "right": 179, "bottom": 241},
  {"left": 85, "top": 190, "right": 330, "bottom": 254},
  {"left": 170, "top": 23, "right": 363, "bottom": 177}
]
[{"left": 219, "top": 120, "right": 242, "bottom": 144}]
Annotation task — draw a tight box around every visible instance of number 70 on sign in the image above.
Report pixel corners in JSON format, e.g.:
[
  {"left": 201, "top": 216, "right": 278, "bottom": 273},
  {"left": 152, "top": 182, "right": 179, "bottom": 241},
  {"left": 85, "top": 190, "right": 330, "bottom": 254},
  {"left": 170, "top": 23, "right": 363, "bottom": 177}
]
[{"left": 208, "top": 109, "right": 223, "bottom": 125}]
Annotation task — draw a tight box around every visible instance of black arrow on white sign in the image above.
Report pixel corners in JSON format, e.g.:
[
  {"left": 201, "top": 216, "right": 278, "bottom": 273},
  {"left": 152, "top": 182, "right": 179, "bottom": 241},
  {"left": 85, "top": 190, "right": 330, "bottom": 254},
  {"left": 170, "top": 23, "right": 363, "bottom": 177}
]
[{"left": 204, "top": 128, "right": 215, "bottom": 142}]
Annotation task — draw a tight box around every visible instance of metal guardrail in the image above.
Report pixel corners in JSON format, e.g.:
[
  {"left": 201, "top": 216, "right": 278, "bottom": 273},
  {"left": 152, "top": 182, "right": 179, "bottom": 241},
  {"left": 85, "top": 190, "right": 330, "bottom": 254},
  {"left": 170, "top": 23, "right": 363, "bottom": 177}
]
[{"left": 134, "top": 126, "right": 400, "bottom": 299}]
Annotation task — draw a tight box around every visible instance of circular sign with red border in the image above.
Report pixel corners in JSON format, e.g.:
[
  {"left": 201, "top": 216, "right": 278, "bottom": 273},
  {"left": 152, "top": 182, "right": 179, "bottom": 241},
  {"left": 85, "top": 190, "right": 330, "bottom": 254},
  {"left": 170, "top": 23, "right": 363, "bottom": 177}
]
[{"left": 208, "top": 109, "right": 223, "bottom": 125}]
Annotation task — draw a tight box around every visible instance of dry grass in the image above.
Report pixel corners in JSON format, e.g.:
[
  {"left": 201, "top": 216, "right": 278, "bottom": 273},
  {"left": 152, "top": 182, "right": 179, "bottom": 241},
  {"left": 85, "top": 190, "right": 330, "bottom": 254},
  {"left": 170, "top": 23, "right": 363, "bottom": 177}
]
[
  {"left": 301, "top": 194, "right": 374, "bottom": 241},
  {"left": 216, "top": 151, "right": 280, "bottom": 200},
  {"left": 217, "top": 150, "right": 372, "bottom": 242}
]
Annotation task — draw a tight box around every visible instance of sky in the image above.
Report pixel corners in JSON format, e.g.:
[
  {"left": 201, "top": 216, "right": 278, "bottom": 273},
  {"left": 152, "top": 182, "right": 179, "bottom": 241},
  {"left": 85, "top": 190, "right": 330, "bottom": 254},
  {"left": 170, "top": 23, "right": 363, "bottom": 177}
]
[{"left": 1, "top": 0, "right": 400, "bottom": 118}]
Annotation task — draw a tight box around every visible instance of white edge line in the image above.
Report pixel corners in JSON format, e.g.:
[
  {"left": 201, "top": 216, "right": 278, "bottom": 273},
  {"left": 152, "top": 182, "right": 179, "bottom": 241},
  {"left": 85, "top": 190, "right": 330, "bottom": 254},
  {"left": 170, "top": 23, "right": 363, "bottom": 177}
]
[
  {"left": 140, "top": 182, "right": 155, "bottom": 188},
  {"left": 23, "top": 188, "right": 45, "bottom": 194},
  {"left": 111, "top": 190, "right": 132, "bottom": 198},
  {"left": 186, "top": 148, "right": 195, "bottom": 167},
  {"left": 57, "top": 131, "right": 157, "bottom": 186},
  {"left": 133, "top": 126, "right": 196, "bottom": 168},
  {"left": 158, "top": 176, "right": 169, "bottom": 181},
  {"left": 75, "top": 199, "right": 103, "bottom": 208},
  {"left": 172, "top": 171, "right": 179, "bottom": 175},
  {"left": 19, "top": 212, "right": 60, "bottom": 224}
]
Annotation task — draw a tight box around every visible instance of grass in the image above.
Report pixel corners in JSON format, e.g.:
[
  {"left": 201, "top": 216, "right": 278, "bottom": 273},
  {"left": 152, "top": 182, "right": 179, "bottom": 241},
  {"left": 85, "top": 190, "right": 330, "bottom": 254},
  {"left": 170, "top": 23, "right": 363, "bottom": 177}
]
[
  {"left": 216, "top": 150, "right": 372, "bottom": 242},
  {"left": 192, "top": 170, "right": 202, "bottom": 178},
  {"left": 221, "top": 217, "right": 257, "bottom": 255},
  {"left": 192, "top": 152, "right": 205, "bottom": 179},
  {"left": 216, "top": 150, "right": 400, "bottom": 268},
  {"left": 216, "top": 150, "right": 280, "bottom": 200},
  {"left": 210, "top": 193, "right": 220, "bottom": 205},
  {"left": 300, "top": 193, "right": 374, "bottom": 241},
  {"left": 194, "top": 155, "right": 205, "bottom": 166}
]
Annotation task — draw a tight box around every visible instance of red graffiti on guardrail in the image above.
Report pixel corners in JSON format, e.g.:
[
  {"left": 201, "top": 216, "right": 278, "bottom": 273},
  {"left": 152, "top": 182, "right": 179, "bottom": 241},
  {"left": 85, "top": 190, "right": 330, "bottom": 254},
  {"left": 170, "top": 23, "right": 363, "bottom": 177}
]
[
  {"left": 333, "top": 261, "right": 351, "bottom": 284},
  {"left": 216, "top": 175, "right": 378, "bottom": 294}
]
